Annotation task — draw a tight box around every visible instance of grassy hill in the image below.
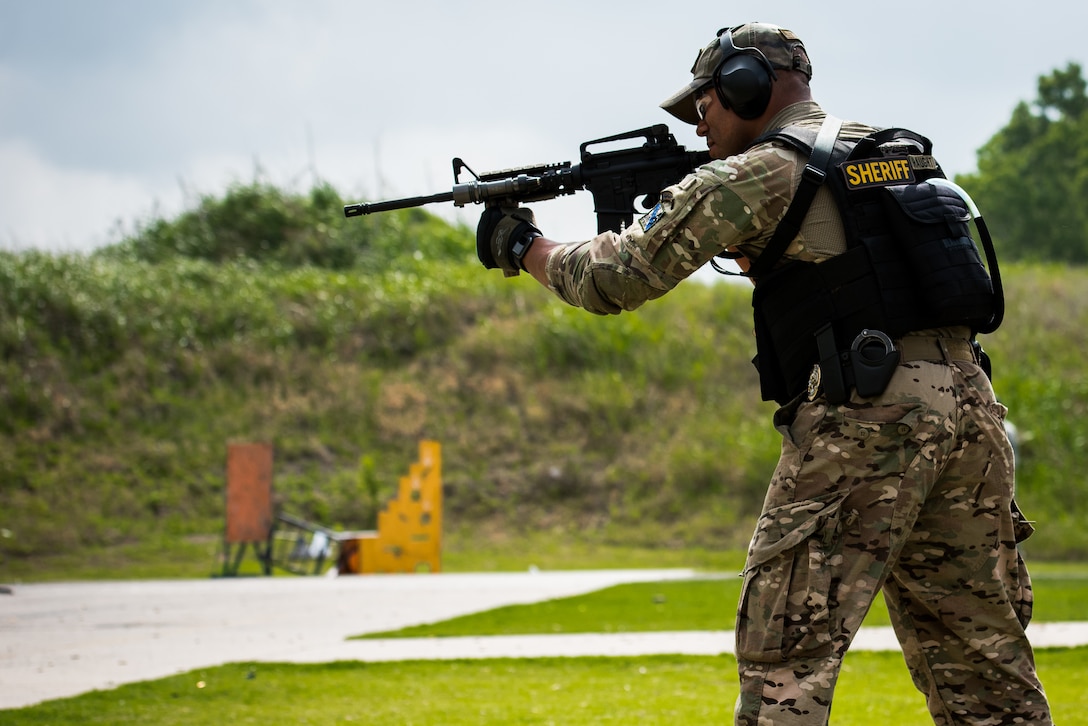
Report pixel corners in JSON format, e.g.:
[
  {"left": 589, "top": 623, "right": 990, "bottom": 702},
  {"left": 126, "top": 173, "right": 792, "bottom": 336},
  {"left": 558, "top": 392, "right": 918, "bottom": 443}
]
[{"left": 2, "top": 183, "right": 1087, "bottom": 579}]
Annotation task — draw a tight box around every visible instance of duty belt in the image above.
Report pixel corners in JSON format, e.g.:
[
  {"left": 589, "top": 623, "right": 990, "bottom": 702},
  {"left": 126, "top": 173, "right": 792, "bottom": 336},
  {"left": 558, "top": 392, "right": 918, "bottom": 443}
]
[
  {"left": 808, "top": 330, "right": 979, "bottom": 403},
  {"left": 896, "top": 336, "right": 976, "bottom": 364}
]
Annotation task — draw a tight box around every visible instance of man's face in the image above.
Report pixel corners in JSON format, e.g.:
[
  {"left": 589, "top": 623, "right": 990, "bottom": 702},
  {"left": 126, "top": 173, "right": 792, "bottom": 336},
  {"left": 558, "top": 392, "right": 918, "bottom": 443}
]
[{"left": 694, "top": 87, "right": 758, "bottom": 159}]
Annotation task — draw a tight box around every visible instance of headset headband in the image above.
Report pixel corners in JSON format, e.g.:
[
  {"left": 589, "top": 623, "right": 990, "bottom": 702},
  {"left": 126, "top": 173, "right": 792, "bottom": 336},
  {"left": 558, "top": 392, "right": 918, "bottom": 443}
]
[{"left": 717, "top": 26, "right": 778, "bottom": 83}]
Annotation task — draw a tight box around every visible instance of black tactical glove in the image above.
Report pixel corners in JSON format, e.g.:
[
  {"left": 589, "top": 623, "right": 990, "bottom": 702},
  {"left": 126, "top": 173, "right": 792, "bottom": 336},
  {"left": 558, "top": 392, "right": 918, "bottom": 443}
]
[{"left": 476, "top": 205, "right": 542, "bottom": 277}]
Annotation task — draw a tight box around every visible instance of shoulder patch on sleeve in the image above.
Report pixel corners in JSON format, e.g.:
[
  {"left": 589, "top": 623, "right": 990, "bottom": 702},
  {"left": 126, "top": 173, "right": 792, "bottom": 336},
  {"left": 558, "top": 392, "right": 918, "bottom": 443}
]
[{"left": 639, "top": 203, "right": 665, "bottom": 232}]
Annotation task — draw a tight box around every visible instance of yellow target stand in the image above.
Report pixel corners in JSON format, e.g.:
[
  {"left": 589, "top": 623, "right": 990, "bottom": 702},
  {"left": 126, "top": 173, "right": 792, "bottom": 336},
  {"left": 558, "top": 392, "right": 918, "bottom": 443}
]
[{"left": 337, "top": 440, "right": 442, "bottom": 574}]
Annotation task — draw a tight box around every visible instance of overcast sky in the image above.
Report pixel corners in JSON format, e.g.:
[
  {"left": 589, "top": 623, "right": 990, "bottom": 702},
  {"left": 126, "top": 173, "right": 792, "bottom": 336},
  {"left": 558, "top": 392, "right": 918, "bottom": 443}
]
[{"left": 1, "top": 0, "right": 1085, "bottom": 253}]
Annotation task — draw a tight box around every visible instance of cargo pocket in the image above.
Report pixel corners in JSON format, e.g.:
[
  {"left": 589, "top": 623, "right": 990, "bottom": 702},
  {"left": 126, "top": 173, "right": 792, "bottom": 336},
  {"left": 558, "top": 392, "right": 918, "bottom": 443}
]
[
  {"left": 736, "top": 491, "right": 850, "bottom": 663},
  {"left": 1010, "top": 498, "right": 1036, "bottom": 629}
]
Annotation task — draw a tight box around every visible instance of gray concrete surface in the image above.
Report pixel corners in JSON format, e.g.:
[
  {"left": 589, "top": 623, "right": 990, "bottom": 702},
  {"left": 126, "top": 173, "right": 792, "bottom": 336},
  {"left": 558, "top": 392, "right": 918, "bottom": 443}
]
[{"left": 2, "top": 570, "right": 1086, "bottom": 710}]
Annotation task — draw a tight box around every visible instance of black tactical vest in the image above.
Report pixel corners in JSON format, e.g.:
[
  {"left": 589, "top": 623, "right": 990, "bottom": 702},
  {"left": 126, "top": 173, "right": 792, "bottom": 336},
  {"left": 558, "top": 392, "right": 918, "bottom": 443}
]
[{"left": 747, "top": 124, "right": 1003, "bottom": 404}]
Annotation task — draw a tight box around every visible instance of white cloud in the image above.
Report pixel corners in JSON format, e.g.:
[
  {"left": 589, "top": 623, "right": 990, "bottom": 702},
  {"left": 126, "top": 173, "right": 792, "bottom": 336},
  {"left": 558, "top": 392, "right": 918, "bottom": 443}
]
[{"left": 0, "top": 141, "right": 164, "bottom": 251}]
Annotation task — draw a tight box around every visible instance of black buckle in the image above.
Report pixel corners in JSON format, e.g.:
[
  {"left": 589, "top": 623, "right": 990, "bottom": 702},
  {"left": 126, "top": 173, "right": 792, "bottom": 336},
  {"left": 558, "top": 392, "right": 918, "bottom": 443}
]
[{"left": 801, "top": 164, "right": 827, "bottom": 185}]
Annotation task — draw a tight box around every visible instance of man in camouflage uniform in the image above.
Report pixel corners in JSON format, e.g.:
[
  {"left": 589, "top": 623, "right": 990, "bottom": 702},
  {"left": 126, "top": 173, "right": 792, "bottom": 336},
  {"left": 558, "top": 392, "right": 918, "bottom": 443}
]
[{"left": 476, "top": 22, "right": 1052, "bottom": 725}]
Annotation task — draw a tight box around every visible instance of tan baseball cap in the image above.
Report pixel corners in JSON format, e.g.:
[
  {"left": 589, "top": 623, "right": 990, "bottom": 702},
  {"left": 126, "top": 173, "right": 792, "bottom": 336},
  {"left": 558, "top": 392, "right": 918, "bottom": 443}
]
[{"left": 660, "top": 22, "right": 812, "bottom": 125}]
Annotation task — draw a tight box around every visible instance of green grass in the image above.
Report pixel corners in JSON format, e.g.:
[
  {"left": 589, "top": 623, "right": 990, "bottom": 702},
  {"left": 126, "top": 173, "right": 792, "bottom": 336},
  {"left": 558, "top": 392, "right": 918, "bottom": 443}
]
[
  {"left": 3, "top": 649, "right": 1083, "bottom": 725},
  {"left": 353, "top": 564, "right": 1088, "bottom": 639},
  {"left": 358, "top": 578, "right": 740, "bottom": 639}
]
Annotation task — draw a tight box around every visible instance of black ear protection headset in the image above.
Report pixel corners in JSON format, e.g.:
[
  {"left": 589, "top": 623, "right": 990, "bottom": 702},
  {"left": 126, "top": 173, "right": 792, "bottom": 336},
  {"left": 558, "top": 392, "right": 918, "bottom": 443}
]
[{"left": 711, "top": 26, "right": 778, "bottom": 120}]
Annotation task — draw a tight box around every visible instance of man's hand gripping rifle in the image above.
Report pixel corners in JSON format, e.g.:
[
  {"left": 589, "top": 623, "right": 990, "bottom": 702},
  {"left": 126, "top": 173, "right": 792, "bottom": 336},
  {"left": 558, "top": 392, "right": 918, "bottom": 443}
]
[{"left": 343, "top": 125, "right": 710, "bottom": 237}]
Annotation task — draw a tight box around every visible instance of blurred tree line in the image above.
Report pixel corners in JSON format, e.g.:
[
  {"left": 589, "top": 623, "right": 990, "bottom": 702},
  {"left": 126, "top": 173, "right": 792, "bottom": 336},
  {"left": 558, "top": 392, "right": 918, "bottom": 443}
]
[{"left": 957, "top": 62, "right": 1088, "bottom": 263}]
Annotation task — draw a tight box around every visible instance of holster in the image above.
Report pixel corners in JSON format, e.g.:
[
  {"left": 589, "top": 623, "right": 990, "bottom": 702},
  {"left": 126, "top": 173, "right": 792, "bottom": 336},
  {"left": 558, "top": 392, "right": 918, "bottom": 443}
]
[{"left": 814, "top": 325, "right": 899, "bottom": 404}]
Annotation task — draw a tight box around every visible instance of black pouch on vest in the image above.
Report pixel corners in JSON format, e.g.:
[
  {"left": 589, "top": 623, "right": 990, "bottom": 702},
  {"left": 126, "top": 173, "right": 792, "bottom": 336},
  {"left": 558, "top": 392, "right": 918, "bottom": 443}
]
[{"left": 880, "top": 183, "right": 996, "bottom": 328}]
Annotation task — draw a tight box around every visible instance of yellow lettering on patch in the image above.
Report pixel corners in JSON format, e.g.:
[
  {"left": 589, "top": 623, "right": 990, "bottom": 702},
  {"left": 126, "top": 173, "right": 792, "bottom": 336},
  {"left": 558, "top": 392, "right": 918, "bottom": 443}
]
[{"left": 840, "top": 156, "right": 917, "bottom": 190}]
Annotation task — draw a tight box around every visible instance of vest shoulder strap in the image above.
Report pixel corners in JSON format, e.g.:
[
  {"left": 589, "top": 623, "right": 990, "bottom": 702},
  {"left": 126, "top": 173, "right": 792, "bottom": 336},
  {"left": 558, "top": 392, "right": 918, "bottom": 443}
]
[{"left": 746, "top": 116, "right": 842, "bottom": 279}]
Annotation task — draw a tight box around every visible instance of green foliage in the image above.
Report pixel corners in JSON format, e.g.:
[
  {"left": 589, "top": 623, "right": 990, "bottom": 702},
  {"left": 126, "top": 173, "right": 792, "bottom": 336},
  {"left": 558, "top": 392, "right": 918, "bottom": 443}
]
[
  {"left": 981, "top": 263, "right": 1088, "bottom": 557},
  {"left": 100, "top": 181, "right": 471, "bottom": 270},
  {"left": 0, "top": 240, "right": 500, "bottom": 564},
  {"left": 356, "top": 454, "right": 380, "bottom": 529},
  {"left": 956, "top": 63, "right": 1088, "bottom": 262}
]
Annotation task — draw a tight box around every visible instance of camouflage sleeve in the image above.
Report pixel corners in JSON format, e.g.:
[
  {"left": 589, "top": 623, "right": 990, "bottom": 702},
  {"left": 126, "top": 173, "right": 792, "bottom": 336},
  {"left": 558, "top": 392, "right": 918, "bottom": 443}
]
[{"left": 543, "top": 144, "right": 806, "bottom": 315}]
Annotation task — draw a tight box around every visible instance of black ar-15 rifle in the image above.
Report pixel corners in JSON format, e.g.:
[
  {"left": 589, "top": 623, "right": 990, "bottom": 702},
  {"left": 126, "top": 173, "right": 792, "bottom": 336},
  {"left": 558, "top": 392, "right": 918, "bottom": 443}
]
[{"left": 344, "top": 125, "right": 711, "bottom": 234}]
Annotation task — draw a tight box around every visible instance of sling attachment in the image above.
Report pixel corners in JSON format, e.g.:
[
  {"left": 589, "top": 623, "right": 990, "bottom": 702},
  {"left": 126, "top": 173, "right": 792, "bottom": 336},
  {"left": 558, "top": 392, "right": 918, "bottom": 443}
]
[{"left": 745, "top": 115, "right": 843, "bottom": 280}]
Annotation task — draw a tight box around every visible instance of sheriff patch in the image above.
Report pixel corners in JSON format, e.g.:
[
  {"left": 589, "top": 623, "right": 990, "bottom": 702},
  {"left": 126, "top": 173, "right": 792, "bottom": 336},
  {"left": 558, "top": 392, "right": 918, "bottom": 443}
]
[
  {"left": 841, "top": 156, "right": 916, "bottom": 190},
  {"left": 640, "top": 203, "right": 665, "bottom": 232}
]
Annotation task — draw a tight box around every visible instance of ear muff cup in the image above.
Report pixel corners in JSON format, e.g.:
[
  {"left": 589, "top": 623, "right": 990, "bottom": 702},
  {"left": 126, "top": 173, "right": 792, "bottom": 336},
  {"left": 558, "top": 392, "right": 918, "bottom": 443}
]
[
  {"left": 712, "top": 28, "right": 776, "bottom": 120},
  {"left": 714, "top": 54, "right": 773, "bottom": 120}
]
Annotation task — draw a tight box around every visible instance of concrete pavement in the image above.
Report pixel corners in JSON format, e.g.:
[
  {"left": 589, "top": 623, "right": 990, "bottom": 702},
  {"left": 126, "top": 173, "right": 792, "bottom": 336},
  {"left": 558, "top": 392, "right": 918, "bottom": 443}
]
[
  {"left": 2, "top": 570, "right": 1086, "bottom": 710},
  {"left": 0, "top": 569, "right": 693, "bottom": 709}
]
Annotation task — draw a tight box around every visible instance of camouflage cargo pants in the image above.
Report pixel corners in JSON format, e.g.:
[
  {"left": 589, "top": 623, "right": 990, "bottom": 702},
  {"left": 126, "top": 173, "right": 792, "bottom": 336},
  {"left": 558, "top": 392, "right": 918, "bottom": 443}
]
[{"left": 734, "top": 343, "right": 1052, "bottom": 725}]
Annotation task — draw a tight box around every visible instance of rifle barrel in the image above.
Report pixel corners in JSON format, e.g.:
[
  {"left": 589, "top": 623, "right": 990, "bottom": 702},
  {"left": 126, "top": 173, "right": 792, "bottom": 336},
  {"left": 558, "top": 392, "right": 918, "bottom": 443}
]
[{"left": 343, "top": 191, "right": 456, "bottom": 217}]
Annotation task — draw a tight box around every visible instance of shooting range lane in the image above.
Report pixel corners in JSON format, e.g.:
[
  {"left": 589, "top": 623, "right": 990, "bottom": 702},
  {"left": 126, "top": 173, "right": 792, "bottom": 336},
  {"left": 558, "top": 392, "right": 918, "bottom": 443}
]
[
  {"left": 0, "top": 569, "right": 692, "bottom": 709},
  {"left": 2, "top": 570, "right": 1086, "bottom": 710}
]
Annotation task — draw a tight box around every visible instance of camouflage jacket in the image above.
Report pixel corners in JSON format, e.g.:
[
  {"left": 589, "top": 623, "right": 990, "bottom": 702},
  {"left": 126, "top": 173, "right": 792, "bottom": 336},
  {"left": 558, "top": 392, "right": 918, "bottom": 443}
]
[{"left": 544, "top": 101, "right": 876, "bottom": 315}]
